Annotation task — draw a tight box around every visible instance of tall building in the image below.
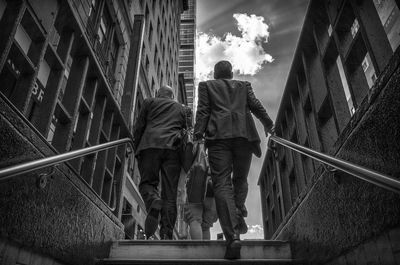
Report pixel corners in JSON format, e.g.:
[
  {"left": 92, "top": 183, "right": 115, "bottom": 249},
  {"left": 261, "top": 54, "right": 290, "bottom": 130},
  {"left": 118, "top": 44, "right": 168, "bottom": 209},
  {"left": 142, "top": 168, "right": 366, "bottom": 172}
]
[
  {"left": 0, "top": 0, "right": 187, "bottom": 263},
  {"left": 178, "top": 0, "right": 196, "bottom": 111},
  {"left": 258, "top": 0, "right": 400, "bottom": 263},
  {"left": 124, "top": 0, "right": 188, "bottom": 240}
]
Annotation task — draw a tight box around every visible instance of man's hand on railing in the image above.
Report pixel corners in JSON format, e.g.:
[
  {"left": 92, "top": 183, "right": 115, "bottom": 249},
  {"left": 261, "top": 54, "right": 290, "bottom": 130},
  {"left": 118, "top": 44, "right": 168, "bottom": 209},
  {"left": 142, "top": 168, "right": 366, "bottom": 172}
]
[
  {"left": 194, "top": 138, "right": 205, "bottom": 146},
  {"left": 265, "top": 125, "right": 275, "bottom": 137}
]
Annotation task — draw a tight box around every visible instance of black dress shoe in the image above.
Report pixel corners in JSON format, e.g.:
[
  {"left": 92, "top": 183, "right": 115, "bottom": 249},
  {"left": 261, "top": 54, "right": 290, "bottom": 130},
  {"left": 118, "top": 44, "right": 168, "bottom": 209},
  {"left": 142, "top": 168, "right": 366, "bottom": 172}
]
[
  {"left": 224, "top": 238, "right": 241, "bottom": 260},
  {"left": 160, "top": 234, "right": 172, "bottom": 240},
  {"left": 237, "top": 215, "right": 248, "bottom": 234},
  {"left": 145, "top": 199, "right": 163, "bottom": 238}
]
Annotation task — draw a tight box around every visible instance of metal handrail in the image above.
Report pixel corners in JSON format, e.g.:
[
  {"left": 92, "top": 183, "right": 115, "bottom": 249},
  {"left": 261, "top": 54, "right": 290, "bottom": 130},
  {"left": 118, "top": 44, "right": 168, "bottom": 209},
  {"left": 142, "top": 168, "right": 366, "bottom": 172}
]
[
  {"left": 0, "top": 138, "right": 134, "bottom": 211},
  {"left": 269, "top": 135, "right": 400, "bottom": 194}
]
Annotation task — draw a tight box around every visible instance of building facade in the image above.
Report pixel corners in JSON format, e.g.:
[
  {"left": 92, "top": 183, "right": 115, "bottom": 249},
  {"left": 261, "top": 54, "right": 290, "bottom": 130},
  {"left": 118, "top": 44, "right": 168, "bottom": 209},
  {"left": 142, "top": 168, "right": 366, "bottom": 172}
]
[
  {"left": 123, "top": 0, "right": 188, "bottom": 240},
  {"left": 258, "top": 0, "right": 400, "bottom": 263},
  {"left": 0, "top": 0, "right": 186, "bottom": 264},
  {"left": 178, "top": 0, "right": 196, "bottom": 111}
]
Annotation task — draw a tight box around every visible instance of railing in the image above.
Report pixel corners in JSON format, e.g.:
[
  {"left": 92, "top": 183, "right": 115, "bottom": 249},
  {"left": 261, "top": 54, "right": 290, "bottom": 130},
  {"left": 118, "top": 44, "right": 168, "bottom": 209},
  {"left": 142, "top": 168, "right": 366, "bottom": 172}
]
[
  {"left": 269, "top": 135, "right": 400, "bottom": 194},
  {"left": 0, "top": 138, "right": 134, "bottom": 211}
]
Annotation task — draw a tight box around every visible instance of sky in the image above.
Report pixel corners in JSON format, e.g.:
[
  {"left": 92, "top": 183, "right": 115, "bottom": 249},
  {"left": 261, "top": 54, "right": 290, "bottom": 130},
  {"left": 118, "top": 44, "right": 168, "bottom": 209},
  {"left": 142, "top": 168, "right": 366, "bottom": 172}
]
[{"left": 196, "top": 0, "right": 309, "bottom": 239}]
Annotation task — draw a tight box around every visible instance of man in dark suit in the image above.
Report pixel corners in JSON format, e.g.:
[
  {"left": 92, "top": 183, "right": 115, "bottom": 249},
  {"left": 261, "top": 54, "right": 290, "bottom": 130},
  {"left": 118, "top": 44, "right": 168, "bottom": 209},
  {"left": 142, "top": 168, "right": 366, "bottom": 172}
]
[
  {"left": 134, "top": 85, "right": 187, "bottom": 239},
  {"left": 194, "top": 61, "right": 274, "bottom": 259}
]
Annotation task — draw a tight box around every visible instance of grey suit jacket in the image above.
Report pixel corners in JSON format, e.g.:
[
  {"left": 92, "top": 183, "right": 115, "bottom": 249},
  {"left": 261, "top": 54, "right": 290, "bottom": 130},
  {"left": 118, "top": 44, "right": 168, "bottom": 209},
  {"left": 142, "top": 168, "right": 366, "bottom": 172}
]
[
  {"left": 134, "top": 97, "right": 187, "bottom": 156},
  {"left": 194, "top": 79, "right": 273, "bottom": 157}
]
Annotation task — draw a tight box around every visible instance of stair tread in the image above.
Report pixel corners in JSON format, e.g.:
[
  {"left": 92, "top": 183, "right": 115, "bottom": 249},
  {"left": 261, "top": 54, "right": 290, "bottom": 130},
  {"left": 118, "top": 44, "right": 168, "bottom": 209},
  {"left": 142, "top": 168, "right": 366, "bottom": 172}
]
[
  {"left": 98, "top": 258, "right": 299, "bottom": 264},
  {"left": 115, "top": 240, "right": 290, "bottom": 245},
  {"left": 109, "top": 240, "right": 292, "bottom": 260}
]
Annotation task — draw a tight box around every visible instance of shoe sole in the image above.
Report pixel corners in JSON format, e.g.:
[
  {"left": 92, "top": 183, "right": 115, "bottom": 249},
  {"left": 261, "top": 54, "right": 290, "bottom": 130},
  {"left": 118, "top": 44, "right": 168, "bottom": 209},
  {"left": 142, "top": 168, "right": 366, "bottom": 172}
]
[
  {"left": 238, "top": 216, "right": 248, "bottom": 234},
  {"left": 145, "top": 213, "right": 159, "bottom": 238},
  {"left": 150, "top": 199, "right": 163, "bottom": 210},
  {"left": 224, "top": 241, "right": 241, "bottom": 260},
  {"left": 145, "top": 199, "right": 163, "bottom": 238}
]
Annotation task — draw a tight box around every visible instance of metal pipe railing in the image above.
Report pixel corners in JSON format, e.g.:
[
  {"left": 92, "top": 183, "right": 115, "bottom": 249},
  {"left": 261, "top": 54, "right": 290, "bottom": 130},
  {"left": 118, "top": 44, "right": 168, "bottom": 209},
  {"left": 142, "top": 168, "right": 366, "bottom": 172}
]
[
  {"left": 0, "top": 138, "right": 133, "bottom": 180},
  {"left": 0, "top": 138, "right": 134, "bottom": 211},
  {"left": 269, "top": 135, "right": 400, "bottom": 194}
]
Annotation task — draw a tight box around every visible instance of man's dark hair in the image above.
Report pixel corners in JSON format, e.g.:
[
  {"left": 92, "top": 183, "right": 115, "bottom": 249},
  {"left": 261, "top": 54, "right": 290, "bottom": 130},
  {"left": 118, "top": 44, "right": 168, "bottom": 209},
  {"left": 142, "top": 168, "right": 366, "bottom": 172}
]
[{"left": 214, "top": 60, "right": 233, "bottom": 79}]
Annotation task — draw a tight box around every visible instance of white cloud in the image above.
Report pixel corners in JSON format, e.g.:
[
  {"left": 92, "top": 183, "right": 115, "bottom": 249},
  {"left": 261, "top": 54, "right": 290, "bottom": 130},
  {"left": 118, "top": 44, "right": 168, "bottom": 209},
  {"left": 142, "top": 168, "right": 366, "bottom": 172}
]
[
  {"left": 233, "top": 13, "right": 270, "bottom": 42},
  {"left": 244, "top": 224, "right": 264, "bottom": 239},
  {"left": 209, "top": 223, "right": 265, "bottom": 240},
  {"left": 196, "top": 13, "right": 274, "bottom": 81}
]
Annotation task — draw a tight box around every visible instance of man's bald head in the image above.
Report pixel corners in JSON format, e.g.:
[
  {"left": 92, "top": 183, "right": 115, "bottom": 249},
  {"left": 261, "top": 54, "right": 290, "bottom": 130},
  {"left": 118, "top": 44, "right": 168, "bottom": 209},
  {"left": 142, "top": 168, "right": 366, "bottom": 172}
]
[{"left": 156, "top": 85, "right": 174, "bottom": 99}]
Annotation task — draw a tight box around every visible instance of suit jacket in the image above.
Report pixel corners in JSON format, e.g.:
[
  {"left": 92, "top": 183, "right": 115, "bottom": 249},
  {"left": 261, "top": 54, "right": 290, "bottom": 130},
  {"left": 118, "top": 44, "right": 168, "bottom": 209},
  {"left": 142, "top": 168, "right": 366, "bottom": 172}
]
[
  {"left": 134, "top": 97, "right": 187, "bottom": 156},
  {"left": 194, "top": 79, "right": 273, "bottom": 157}
]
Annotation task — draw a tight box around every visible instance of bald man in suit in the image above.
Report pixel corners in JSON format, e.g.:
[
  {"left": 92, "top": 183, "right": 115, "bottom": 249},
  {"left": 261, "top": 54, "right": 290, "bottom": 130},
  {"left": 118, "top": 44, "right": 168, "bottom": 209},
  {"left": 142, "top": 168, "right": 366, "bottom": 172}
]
[{"left": 134, "top": 85, "right": 188, "bottom": 239}]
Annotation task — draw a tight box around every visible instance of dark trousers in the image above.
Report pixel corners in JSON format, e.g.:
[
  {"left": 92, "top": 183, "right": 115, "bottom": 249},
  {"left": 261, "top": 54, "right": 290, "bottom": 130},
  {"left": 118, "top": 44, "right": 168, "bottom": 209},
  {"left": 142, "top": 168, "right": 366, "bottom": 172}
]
[
  {"left": 207, "top": 138, "right": 252, "bottom": 241},
  {"left": 138, "top": 148, "right": 181, "bottom": 238}
]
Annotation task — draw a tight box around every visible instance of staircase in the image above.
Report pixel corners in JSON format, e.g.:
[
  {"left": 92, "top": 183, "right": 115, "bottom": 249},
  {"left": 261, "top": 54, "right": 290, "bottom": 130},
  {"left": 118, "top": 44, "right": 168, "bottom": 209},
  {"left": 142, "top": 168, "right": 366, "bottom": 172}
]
[{"left": 98, "top": 239, "right": 298, "bottom": 264}]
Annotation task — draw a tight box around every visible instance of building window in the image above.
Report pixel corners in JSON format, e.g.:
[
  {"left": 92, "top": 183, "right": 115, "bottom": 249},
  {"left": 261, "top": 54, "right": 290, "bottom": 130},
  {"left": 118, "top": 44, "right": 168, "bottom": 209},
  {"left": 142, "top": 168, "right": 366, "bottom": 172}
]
[
  {"left": 145, "top": 5, "right": 150, "bottom": 29},
  {"left": 14, "top": 24, "right": 32, "bottom": 55},
  {"left": 362, "top": 52, "right": 376, "bottom": 88},
  {"left": 0, "top": 0, "right": 6, "bottom": 20},
  {"left": 289, "top": 170, "right": 298, "bottom": 205},
  {"left": 58, "top": 55, "right": 72, "bottom": 102},
  {"left": 336, "top": 56, "right": 355, "bottom": 116},
  {"left": 47, "top": 115, "right": 58, "bottom": 144},
  {"left": 373, "top": 0, "right": 400, "bottom": 51},
  {"left": 350, "top": 18, "right": 359, "bottom": 39},
  {"left": 97, "top": 10, "right": 109, "bottom": 44},
  {"left": 151, "top": 78, "right": 155, "bottom": 93},
  {"left": 157, "top": 18, "right": 161, "bottom": 35},
  {"left": 148, "top": 23, "right": 153, "bottom": 45},
  {"left": 108, "top": 35, "right": 119, "bottom": 77},
  {"left": 328, "top": 24, "right": 333, "bottom": 37},
  {"left": 99, "top": 6, "right": 119, "bottom": 84},
  {"left": 361, "top": 56, "right": 369, "bottom": 72},
  {"left": 157, "top": 60, "right": 161, "bottom": 79},
  {"left": 166, "top": 65, "right": 170, "bottom": 85},
  {"left": 154, "top": 47, "right": 158, "bottom": 65},
  {"left": 145, "top": 56, "right": 150, "bottom": 72},
  {"left": 88, "top": 0, "right": 97, "bottom": 20},
  {"left": 141, "top": 43, "right": 146, "bottom": 64},
  {"left": 88, "top": 1, "right": 120, "bottom": 84},
  {"left": 0, "top": 51, "right": 23, "bottom": 99}
]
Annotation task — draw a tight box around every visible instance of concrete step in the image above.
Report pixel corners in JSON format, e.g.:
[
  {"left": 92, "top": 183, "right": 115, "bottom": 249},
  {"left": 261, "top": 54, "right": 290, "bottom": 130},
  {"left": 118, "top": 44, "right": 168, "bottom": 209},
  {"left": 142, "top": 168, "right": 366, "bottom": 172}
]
[
  {"left": 98, "top": 240, "right": 294, "bottom": 264},
  {"left": 98, "top": 258, "right": 297, "bottom": 264}
]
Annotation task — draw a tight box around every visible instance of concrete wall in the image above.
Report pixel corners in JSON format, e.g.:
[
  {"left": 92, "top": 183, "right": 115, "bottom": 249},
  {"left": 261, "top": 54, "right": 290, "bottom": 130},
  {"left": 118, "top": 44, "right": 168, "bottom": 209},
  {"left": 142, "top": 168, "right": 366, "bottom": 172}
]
[
  {"left": 274, "top": 42, "right": 400, "bottom": 264},
  {"left": 0, "top": 95, "right": 124, "bottom": 264},
  {"left": 325, "top": 227, "right": 400, "bottom": 265},
  {"left": 0, "top": 238, "right": 67, "bottom": 265}
]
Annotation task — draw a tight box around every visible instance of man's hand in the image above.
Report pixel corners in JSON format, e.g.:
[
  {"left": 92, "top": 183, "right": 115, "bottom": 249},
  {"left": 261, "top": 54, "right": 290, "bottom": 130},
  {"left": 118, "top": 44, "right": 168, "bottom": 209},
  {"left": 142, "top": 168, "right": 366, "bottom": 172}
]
[
  {"left": 265, "top": 125, "right": 275, "bottom": 136},
  {"left": 193, "top": 133, "right": 204, "bottom": 142},
  {"left": 194, "top": 139, "right": 204, "bottom": 145}
]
